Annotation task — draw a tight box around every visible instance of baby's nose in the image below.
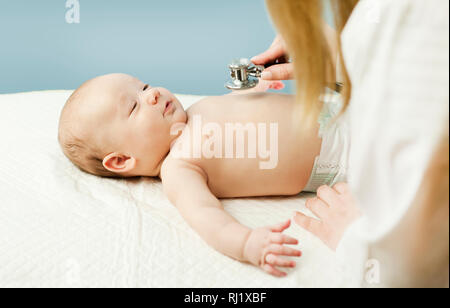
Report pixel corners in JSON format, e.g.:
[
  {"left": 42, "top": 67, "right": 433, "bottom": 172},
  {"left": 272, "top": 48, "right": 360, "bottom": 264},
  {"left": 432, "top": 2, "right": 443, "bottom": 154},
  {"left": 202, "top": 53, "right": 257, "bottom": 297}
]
[{"left": 148, "top": 89, "right": 161, "bottom": 105}]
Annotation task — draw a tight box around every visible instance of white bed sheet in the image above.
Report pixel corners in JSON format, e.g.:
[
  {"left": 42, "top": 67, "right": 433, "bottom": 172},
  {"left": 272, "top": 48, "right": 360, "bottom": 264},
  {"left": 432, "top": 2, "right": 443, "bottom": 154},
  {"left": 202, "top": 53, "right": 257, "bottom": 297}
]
[{"left": 0, "top": 90, "right": 367, "bottom": 288}]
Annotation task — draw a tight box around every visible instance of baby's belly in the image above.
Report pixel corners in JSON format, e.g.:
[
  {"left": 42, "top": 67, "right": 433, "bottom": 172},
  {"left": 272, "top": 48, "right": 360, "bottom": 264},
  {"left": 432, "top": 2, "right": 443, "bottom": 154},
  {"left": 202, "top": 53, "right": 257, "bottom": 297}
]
[
  {"left": 197, "top": 156, "right": 312, "bottom": 198},
  {"left": 175, "top": 127, "right": 319, "bottom": 198}
]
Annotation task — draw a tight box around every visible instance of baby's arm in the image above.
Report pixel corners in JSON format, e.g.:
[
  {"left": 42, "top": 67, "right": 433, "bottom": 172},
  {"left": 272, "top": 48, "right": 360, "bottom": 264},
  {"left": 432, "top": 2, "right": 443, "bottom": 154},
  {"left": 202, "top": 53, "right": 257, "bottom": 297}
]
[
  {"left": 162, "top": 160, "right": 250, "bottom": 261},
  {"left": 161, "top": 160, "right": 301, "bottom": 276}
]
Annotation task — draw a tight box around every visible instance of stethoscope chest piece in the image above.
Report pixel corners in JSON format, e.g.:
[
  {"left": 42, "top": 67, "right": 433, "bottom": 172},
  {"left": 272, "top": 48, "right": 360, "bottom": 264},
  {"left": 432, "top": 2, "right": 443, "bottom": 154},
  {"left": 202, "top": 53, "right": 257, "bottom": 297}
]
[{"left": 225, "top": 58, "right": 264, "bottom": 90}]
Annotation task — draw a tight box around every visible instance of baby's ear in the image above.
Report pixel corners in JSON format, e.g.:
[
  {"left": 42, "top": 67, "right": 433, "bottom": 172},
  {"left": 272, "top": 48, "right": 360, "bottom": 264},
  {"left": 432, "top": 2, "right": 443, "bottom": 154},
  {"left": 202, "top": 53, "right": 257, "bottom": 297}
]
[{"left": 102, "top": 153, "right": 136, "bottom": 174}]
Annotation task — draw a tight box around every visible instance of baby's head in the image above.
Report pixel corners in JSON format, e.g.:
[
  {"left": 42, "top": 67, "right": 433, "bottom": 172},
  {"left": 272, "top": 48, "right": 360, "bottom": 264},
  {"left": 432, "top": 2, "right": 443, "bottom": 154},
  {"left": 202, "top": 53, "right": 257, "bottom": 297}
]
[{"left": 58, "top": 73, "right": 187, "bottom": 178}]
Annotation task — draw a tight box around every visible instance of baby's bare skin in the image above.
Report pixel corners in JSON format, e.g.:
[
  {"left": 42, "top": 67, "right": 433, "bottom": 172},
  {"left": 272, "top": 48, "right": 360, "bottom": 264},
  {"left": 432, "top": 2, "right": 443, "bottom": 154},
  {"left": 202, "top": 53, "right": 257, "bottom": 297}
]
[
  {"left": 161, "top": 92, "right": 321, "bottom": 277},
  {"left": 60, "top": 74, "right": 322, "bottom": 277},
  {"left": 163, "top": 93, "right": 322, "bottom": 198}
]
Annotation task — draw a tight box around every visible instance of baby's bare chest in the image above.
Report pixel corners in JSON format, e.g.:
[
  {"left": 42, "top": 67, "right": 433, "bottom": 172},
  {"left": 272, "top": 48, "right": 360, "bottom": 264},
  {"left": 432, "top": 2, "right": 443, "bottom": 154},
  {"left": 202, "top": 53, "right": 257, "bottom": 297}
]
[{"left": 168, "top": 95, "right": 313, "bottom": 197}]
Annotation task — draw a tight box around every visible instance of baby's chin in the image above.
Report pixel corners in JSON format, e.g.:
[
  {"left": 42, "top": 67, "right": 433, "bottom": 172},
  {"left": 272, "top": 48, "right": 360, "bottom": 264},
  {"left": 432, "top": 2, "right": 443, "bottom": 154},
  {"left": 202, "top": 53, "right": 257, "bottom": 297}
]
[
  {"left": 173, "top": 108, "right": 188, "bottom": 125},
  {"left": 171, "top": 101, "right": 188, "bottom": 124}
]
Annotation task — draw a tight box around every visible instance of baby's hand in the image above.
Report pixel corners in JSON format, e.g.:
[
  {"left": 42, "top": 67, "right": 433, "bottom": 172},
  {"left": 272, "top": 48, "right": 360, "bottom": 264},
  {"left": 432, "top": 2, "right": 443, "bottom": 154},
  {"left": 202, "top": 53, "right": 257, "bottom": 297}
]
[
  {"left": 294, "top": 183, "right": 361, "bottom": 251},
  {"left": 243, "top": 219, "right": 302, "bottom": 277}
]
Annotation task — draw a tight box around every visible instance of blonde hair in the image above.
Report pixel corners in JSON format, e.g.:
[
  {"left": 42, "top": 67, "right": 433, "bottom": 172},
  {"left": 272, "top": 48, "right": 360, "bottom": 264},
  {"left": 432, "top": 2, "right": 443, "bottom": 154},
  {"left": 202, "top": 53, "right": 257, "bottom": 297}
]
[
  {"left": 266, "top": 0, "right": 449, "bottom": 287},
  {"left": 58, "top": 83, "right": 121, "bottom": 178},
  {"left": 266, "top": 0, "right": 359, "bottom": 125}
]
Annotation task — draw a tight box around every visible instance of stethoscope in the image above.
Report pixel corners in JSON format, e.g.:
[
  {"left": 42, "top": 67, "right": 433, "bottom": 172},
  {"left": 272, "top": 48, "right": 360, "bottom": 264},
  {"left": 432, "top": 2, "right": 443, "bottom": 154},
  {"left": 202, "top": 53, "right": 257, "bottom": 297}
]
[{"left": 225, "top": 57, "right": 343, "bottom": 93}]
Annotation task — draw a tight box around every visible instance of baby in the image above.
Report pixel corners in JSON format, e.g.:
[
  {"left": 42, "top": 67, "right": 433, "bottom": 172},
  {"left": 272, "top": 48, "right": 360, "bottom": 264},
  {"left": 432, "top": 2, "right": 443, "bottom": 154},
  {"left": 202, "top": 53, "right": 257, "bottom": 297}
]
[{"left": 58, "top": 73, "right": 347, "bottom": 277}]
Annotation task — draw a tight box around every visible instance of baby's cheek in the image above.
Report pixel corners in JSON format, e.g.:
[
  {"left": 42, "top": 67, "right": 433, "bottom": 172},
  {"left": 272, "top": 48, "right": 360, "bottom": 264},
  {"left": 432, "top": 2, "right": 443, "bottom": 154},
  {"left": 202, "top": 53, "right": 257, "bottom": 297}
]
[
  {"left": 127, "top": 120, "right": 151, "bottom": 148},
  {"left": 147, "top": 117, "right": 165, "bottom": 134},
  {"left": 132, "top": 115, "right": 168, "bottom": 149},
  {"left": 146, "top": 118, "right": 169, "bottom": 144}
]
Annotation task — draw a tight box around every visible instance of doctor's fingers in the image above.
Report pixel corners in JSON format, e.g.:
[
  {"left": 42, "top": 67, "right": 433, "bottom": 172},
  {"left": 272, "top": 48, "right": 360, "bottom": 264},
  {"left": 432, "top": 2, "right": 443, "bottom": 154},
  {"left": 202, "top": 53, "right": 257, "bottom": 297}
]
[
  {"left": 251, "top": 39, "right": 287, "bottom": 66},
  {"left": 317, "top": 185, "right": 342, "bottom": 207},
  {"left": 293, "top": 211, "right": 324, "bottom": 236},
  {"left": 333, "top": 182, "right": 351, "bottom": 195},
  {"left": 261, "top": 63, "right": 294, "bottom": 81},
  {"left": 305, "top": 197, "right": 330, "bottom": 219}
]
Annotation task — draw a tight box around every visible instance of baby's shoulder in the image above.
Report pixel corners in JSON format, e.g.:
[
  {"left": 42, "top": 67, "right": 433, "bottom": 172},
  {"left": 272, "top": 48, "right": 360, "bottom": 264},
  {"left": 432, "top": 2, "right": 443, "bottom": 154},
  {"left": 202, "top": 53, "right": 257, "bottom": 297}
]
[
  {"left": 186, "top": 95, "right": 221, "bottom": 114},
  {"left": 160, "top": 156, "right": 208, "bottom": 184}
]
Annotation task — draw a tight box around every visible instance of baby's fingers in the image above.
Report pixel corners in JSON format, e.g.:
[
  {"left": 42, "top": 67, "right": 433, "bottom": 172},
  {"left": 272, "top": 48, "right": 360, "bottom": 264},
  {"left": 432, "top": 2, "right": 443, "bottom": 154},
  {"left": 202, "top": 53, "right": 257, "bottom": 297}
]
[
  {"left": 266, "top": 244, "right": 302, "bottom": 257},
  {"left": 269, "top": 219, "right": 291, "bottom": 232},
  {"left": 269, "top": 233, "right": 298, "bottom": 245},
  {"left": 262, "top": 263, "right": 287, "bottom": 277},
  {"left": 265, "top": 254, "right": 296, "bottom": 268}
]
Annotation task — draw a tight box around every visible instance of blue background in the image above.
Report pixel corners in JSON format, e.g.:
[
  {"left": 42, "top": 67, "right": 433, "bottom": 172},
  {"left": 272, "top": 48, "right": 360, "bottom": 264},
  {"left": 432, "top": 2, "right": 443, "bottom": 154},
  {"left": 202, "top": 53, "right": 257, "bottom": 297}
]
[{"left": 0, "top": 0, "right": 299, "bottom": 95}]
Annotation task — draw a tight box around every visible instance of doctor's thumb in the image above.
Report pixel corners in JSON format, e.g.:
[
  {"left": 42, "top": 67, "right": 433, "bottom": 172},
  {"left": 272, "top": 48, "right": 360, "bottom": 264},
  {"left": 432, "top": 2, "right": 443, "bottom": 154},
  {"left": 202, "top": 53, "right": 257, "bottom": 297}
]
[{"left": 261, "top": 63, "right": 294, "bottom": 81}]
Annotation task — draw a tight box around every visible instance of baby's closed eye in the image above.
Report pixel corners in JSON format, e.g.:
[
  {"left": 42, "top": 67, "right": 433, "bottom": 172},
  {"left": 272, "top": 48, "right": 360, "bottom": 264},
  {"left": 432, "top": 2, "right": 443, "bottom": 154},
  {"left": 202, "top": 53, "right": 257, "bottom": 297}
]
[{"left": 130, "top": 102, "right": 138, "bottom": 116}]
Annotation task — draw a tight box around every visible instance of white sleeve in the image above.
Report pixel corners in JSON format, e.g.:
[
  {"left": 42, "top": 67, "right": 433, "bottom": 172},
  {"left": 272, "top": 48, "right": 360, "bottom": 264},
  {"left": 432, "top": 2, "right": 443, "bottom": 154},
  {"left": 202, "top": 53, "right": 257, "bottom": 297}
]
[{"left": 342, "top": 0, "right": 449, "bottom": 241}]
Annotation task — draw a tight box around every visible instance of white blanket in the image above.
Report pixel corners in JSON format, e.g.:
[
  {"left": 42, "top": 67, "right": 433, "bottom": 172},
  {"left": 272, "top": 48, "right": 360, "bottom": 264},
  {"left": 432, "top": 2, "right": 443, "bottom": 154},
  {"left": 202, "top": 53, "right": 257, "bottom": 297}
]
[{"left": 0, "top": 90, "right": 367, "bottom": 288}]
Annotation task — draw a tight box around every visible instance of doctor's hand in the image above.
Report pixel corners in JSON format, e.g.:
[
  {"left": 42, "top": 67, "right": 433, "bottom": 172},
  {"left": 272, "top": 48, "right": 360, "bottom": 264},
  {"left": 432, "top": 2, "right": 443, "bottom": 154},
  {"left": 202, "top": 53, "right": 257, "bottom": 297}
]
[
  {"left": 252, "top": 79, "right": 285, "bottom": 92},
  {"left": 293, "top": 183, "right": 361, "bottom": 251},
  {"left": 228, "top": 79, "right": 284, "bottom": 96},
  {"left": 251, "top": 35, "right": 294, "bottom": 81}
]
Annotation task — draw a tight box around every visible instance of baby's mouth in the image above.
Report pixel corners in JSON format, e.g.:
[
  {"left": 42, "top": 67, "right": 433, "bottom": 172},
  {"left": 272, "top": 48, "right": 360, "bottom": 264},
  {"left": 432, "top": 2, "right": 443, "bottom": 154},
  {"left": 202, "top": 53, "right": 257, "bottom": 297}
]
[{"left": 163, "top": 101, "right": 173, "bottom": 116}]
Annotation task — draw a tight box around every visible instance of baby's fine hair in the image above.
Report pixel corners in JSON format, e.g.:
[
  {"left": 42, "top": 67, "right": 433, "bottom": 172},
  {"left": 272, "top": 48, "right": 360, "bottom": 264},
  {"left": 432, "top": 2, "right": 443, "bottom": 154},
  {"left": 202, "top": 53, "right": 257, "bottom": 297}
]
[{"left": 58, "top": 82, "right": 121, "bottom": 178}]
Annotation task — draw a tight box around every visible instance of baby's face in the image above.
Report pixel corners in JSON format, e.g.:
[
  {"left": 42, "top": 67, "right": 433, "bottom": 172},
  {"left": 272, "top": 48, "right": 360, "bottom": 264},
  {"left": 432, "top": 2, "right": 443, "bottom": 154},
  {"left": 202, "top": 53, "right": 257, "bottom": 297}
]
[{"left": 84, "top": 73, "right": 187, "bottom": 176}]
